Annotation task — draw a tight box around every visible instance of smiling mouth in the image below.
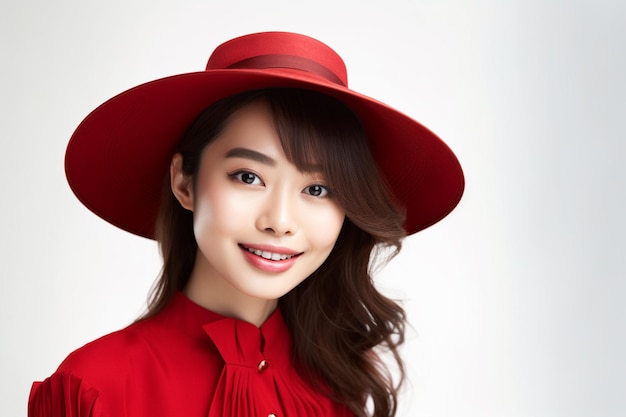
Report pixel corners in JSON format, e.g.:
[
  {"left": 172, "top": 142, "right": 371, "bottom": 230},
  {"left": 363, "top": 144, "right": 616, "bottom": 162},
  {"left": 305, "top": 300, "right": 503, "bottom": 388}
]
[{"left": 239, "top": 244, "right": 301, "bottom": 261}]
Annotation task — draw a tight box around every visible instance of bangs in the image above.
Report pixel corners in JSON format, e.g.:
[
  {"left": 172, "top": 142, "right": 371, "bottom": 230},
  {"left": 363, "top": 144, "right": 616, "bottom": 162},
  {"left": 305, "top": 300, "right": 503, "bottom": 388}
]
[{"left": 265, "top": 89, "right": 370, "bottom": 191}]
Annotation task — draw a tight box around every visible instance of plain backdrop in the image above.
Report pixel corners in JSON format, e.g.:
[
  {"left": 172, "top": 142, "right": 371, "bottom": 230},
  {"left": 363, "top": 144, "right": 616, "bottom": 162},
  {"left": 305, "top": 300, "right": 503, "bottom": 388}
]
[{"left": 2, "top": 1, "right": 625, "bottom": 416}]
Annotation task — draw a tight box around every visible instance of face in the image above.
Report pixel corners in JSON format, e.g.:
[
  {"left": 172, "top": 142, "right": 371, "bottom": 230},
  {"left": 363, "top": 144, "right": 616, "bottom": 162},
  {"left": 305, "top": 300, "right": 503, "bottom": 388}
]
[{"left": 172, "top": 100, "right": 345, "bottom": 315}]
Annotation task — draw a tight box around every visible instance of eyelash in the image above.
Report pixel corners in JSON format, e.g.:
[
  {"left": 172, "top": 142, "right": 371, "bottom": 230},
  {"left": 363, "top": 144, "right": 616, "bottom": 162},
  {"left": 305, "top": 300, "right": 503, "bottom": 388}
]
[
  {"left": 228, "top": 170, "right": 263, "bottom": 186},
  {"left": 228, "top": 170, "right": 331, "bottom": 198},
  {"left": 303, "top": 184, "right": 330, "bottom": 198}
]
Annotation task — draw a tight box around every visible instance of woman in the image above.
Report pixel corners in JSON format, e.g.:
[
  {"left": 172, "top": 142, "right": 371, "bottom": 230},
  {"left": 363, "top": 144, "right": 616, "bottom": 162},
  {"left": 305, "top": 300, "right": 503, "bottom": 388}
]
[{"left": 29, "top": 32, "right": 464, "bottom": 417}]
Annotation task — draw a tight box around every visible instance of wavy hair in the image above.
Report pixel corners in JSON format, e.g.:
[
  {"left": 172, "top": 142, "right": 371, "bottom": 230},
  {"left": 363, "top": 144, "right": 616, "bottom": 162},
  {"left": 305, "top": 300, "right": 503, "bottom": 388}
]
[{"left": 145, "top": 88, "right": 407, "bottom": 417}]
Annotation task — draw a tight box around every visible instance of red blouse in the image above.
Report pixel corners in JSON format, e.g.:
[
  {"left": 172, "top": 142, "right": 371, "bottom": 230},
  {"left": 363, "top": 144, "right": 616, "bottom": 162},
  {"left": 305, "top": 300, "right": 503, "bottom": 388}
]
[{"left": 29, "top": 292, "right": 354, "bottom": 417}]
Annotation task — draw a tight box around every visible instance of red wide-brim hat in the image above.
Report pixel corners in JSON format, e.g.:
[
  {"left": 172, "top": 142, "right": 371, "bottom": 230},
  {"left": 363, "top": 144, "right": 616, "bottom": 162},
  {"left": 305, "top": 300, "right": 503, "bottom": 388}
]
[{"left": 65, "top": 32, "right": 464, "bottom": 238}]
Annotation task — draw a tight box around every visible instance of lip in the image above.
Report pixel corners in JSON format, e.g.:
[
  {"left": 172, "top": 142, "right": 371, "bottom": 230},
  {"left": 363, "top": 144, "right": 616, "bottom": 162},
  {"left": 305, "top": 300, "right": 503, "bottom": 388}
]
[{"left": 238, "top": 243, "right": 303, "bottom": 273}]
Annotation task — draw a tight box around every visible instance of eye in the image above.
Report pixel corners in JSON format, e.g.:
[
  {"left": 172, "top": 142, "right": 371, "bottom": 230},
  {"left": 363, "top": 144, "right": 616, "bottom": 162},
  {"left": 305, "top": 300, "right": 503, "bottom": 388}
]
[
  {"left": 303, "top": 184, "right": 330, "bottom": 198},
  {"left": 229, "top": 171, "right": 263, "bottom": 185}
]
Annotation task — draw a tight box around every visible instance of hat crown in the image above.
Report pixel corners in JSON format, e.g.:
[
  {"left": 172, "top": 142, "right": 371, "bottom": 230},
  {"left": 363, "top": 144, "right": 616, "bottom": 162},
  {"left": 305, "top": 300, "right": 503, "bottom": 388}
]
[{"left": 205, "top": 32, "right": 348, "bottom": 87}]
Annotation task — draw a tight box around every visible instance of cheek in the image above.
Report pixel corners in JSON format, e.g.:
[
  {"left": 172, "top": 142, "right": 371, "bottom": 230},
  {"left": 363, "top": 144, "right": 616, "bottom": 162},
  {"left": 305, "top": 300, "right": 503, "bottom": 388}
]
[
  {"left": 192, "top": 186, "right": 250, "bottom": 238},
  {"left": 305, "top": 205, "right": 345, "bottom": 250}
]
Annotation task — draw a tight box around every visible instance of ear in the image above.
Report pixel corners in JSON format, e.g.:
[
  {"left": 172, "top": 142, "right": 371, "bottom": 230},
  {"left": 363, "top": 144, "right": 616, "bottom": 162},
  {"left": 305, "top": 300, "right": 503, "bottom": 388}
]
[{"left": 170, "top": 153, "right": 194, "bottom": 211}]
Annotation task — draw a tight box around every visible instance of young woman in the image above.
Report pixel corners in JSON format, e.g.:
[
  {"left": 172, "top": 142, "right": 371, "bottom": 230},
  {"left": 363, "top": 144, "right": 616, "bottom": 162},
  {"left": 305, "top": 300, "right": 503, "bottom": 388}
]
[{"left": 29, "top": 32, "right": 464, "bottom": 417}]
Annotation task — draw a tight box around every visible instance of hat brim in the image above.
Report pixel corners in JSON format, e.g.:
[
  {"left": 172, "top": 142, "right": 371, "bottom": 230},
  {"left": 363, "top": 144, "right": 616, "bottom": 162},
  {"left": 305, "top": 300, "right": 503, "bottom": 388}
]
[{"left": 65, "top": 68, "right": 464, "bottom": 238}]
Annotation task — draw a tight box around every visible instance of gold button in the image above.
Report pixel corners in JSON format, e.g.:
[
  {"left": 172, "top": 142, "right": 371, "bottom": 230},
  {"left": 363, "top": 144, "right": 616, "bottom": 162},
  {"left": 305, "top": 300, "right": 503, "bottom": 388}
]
[{"left": 257, "top": 359, "right": 269, "bottom": 373}]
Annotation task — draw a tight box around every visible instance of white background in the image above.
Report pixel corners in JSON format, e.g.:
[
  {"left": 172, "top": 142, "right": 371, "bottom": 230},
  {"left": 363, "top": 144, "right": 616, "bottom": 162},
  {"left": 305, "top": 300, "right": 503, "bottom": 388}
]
[{"left": 2, "top": 1, "right": 625, "bottom": 416}]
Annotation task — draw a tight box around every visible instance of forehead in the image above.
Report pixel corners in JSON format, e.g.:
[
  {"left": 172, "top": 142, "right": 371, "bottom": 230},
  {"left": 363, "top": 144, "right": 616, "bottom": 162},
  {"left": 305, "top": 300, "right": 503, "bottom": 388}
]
[
  {"left": 203, "top": 97, "right": 323, "bottom": 173},
  {"left": 202, "top": 100, "right": 283, "bottom": 158}
]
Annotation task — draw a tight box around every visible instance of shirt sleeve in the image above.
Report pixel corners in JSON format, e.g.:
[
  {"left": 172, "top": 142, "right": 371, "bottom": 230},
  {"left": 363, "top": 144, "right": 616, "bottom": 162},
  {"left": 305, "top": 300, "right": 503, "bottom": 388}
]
[{"left": 28, "top": 372, "right": 102, "bottom": 417}]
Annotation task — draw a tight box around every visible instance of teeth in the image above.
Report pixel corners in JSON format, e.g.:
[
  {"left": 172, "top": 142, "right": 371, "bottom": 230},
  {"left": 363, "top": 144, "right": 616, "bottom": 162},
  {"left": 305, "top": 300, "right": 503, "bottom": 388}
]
[{"left": 246, "top": 247, "right": 294, "bottom": 261}]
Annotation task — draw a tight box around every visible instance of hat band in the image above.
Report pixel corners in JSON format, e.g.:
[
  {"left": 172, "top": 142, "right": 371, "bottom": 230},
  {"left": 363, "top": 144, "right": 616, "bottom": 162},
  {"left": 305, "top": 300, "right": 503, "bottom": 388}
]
[{"left": 226, "top": 54, "right": 346, "bottom": 86}]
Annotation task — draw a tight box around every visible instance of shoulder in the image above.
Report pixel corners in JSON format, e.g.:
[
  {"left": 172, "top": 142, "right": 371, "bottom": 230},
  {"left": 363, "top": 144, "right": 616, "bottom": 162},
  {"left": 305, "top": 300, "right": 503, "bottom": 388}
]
[
  {"left": 58, "top": 320, "right": 148, "bottom": 377},
  {"left": 28, "top": 321, "right": 152, "bottom": 417}
]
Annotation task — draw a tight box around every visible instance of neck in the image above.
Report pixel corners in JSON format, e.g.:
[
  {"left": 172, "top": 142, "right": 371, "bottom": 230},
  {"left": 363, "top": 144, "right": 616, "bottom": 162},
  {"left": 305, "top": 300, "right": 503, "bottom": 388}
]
[{"left": 183, "top": 253, "right": 278, "bottom": 327}]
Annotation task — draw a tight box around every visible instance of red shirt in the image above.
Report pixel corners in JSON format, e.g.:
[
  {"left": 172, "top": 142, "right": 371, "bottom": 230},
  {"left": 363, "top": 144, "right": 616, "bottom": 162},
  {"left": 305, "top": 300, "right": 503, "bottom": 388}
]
[{"left": 29, "top": 292, "right": 353, "bottom": 417}]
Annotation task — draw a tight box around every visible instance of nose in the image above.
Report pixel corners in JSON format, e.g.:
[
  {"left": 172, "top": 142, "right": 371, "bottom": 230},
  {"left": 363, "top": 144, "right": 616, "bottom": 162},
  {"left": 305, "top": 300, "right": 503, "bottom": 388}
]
[{"left": 255, "top": 188, "right": 297, "bottom": 236}]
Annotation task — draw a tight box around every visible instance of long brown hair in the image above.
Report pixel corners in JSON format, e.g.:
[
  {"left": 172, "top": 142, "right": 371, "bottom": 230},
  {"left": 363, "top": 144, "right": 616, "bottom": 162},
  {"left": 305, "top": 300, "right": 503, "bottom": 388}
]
[{"left": 146, "top": 88, "right": 407, "bottom": 417}]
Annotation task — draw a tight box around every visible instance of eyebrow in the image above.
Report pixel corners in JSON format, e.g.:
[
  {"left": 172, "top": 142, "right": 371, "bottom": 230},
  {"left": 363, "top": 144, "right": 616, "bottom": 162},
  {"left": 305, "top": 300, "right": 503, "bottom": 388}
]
[{"left": 224, "top": 147, "right": 276, "bottom": 166}]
